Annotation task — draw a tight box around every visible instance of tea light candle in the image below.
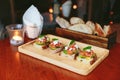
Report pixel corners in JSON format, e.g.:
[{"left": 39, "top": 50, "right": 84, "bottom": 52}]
[
  {"left": 10, "top": 30, "right": 24, "bottom": 46},
  {"left": 6, "top": 24, "right": 24, "bottom": 46},
  {"left": 10, "top": 35, "right": 24, "bottom": 46}
]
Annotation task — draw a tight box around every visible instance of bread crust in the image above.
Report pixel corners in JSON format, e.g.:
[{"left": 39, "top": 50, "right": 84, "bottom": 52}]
[
  {"left": 68, "top": 24, "right": 93, "bottom": 34},
  {"left": 94, "top": 23, "right": 105, "bottom": 37},
  {"left": 70, "top": 17, "right": 85, "bottom": 24},
  {"left": 60, "top": 51, "right": 76, "bottom": 60},
  {"left": 48, "top": 47, "right": 64, "bottom": 54},
  {"left": 103, "top": 25, "right": 112, "bottom": 37},
  {"left": 56, "top": 16, "right": 112, "bottom": 37},
  {"left": 33, "top": 42, "right": 43, "bottom": 49},
  {"left": 33, "top": 42, "right": 64, "bottom": 54},
  {"left": 56, "top": 16, "right": 70, "bottom": 28},
  {"left": 86, "top": 21, "right": 95, "bottom": 34}
]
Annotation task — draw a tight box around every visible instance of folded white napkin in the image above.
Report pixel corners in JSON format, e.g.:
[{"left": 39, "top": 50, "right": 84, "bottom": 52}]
[
  {"left": 22, "top": 5, "right": 43, "bottom": 39},
  {"left": 23, "top": 5, "right": 43, "bottom": 27}
]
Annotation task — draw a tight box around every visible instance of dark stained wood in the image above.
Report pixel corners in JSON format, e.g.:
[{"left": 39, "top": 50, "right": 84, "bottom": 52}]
[
  {"left": 0, "top": 35, "right": 120, "bottom": 80},
  {"left": 56, "top": 28, "right": 117, "bottom": 49}
]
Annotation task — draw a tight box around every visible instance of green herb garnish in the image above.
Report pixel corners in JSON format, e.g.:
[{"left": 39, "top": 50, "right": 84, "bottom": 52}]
[
  {"left": 83, "top": 46, "right": 92, "bottom": 51},
  {"left": 79, "top": 55, "right": 86, "bottom": 59},
  {"left": 35, "top": 42, "right": 44, "bottom": 45},
  {"left": 69, "top": 40, "right": 75, "bottom": 45},
  {"left": 63, "top": 50, "right": 67, "bottom": 54},
  {"left": 39, "top": 35, "right": 45, "bottom": 38},
  {"left": 52, "top": 38, "right": 58, "bottom": 41}
]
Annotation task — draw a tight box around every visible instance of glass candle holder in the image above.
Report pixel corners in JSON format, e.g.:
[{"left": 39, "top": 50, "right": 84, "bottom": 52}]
[{"left": 6, "top": 24, "right": 25, "bottom": 46}]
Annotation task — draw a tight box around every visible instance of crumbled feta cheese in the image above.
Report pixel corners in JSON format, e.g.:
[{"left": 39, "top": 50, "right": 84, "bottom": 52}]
[
  {"left": 38, "top": 38, "right": 43, "bottom": 41},
  {"left": 74, "top": 44, "right": 78, "bottom": 48},
  {"left": 65, "top": 46, "right": 68, "bottom": 50},
  {"left": 69, "top": 47, "right": 73, "bottom": 51},
  {"left": 53, "top": 40, "right": 59, "bottom": 45},
  {"left": 86, "top": 49, "right": 91, "bottom": 52}
]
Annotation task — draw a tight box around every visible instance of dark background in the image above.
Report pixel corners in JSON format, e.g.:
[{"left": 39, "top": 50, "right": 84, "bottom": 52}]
[
  {"left": 0, "top": 0, "right": 120, "bottom": 26},
  {"left": 0, "top": 0, "right": 11, "bottom": 25}
]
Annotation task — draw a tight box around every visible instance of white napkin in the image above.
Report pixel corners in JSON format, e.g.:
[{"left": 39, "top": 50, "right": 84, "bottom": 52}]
[
  {"left": 62, "top": 0, "right": 72, "bottom": 17},
  {"left": 22, "top": 5, "right": 43, "bottom": 39},
  {"left": 23, "top": 5, "right": 43, "bottom": 27}
]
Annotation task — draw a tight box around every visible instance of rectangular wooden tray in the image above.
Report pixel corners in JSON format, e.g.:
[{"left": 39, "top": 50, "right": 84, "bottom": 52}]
[
  {"left": 18, "top": 34, "right": 109, "bottom": 75},
  {"left": 56, "top": 28, "right": 117, "bottom": 49}
]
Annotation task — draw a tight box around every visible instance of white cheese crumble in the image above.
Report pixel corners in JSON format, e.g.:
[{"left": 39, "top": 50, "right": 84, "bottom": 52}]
[{"left": 53, "top": 40, "right": 59, "bottom": 45}]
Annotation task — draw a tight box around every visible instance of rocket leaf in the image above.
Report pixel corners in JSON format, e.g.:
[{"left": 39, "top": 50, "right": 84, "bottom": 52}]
[{"left": 83, "top": 46, "right": 92, "bottom": 51}]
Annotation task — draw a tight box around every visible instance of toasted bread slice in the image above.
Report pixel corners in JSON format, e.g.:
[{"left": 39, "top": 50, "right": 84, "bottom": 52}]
[
  {"left": 56, "top": 16, "right": 70, "bottom": 28},
  {"left": 70, "top": 17, "right": 85, "bottom": 24},
  {"left": 68, "top": 24, "right": 93, "bottom": 34},
  {"left": 103, "top": 25, "right": 112, "bottom": 37},
  {"left": 86, "top": 21, "right": 95, "bottom": 34},
  {"left": 94, "top": 23, "right": 106, "bottom": 37},
  {"left": 48, "top": 47, "right": 64, "bottom": 54}
]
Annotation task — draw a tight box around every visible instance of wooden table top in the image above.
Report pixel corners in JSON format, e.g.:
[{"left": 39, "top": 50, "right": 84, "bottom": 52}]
[{"left": 0, "top": 37, "right": 120, "bottom": 80}]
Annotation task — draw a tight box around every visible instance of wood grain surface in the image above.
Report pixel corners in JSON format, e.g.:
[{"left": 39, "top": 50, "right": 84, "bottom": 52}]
[
  {"left": 0, "top": 36, "right": 120, "bottom": 80},
  {"left": 56, "top": 28, "right": 117, "bottom": 49}
]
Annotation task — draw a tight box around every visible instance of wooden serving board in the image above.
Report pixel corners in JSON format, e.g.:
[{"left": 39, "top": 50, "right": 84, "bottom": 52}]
[{"left": 18, "top": 34, "right": 109, "bottom": 75}]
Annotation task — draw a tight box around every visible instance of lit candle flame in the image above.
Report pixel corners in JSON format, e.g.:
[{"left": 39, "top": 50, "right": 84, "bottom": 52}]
[
  {"left": 13, "top": 36, "right": 22, "bottom": 41},
  {"left": 13, "top": 31, "right": 22, "bottom": 41}
]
